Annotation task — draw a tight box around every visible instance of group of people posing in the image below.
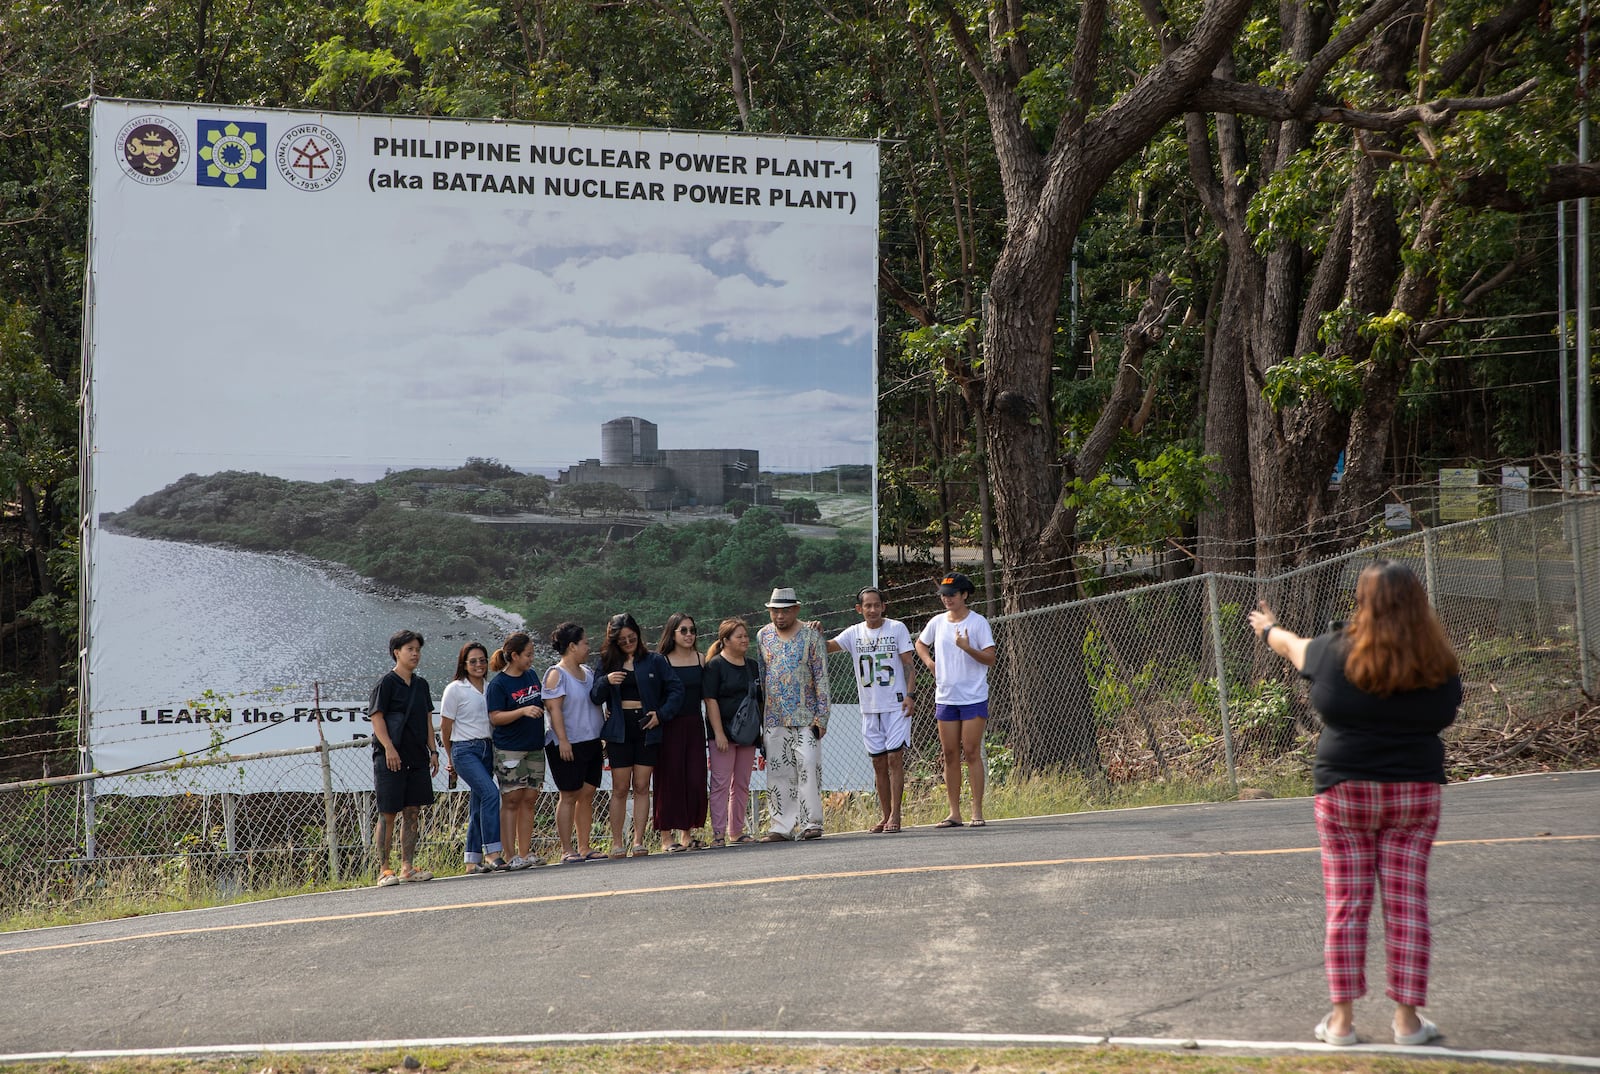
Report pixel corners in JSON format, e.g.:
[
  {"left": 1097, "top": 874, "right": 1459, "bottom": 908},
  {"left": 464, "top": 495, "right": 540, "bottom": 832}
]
[
  {"left": 372, "top": 558, "right": 1466, "bottom": 1048},
  {"left": 364, "top": 572, "right": 997, "bottom": 884}
]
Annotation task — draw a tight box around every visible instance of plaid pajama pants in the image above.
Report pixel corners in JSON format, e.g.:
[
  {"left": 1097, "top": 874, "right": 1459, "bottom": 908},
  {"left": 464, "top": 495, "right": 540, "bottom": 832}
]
[{"left": 1314, "top": 780, "right": 1441, "bottom": 1006}]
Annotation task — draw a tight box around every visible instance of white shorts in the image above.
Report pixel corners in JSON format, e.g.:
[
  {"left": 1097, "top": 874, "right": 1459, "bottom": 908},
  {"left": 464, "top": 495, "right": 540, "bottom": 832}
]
[{"left": 861, "top": 710, "right": 911, "bottom": 757}]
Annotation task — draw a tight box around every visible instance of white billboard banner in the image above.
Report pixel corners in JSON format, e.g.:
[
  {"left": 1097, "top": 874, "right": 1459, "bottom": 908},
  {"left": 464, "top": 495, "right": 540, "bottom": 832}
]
[{"left": 86, "top": 101, "right": 879, "bottom": 793}]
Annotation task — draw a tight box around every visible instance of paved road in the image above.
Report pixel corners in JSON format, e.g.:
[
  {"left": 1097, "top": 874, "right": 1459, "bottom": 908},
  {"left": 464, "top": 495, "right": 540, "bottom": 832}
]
[{"left": 1, "top": 771, "right": 1595, "bottom": 1060}]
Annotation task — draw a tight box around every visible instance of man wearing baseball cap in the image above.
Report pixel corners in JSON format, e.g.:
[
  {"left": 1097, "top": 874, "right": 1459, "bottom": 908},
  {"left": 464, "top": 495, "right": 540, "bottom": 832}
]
[{"left": 915, "top": 572, "right": 996, "bottom": 828}]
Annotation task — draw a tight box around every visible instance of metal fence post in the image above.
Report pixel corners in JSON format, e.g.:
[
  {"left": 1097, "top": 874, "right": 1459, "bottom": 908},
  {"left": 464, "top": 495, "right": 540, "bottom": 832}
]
[
  {"left": 82, "top": 777, "right": 97, "bottom": 860},
  {"left": 222, "top": 792, "right": 237, "bottom": 854},
  {"left": 1205, "top": 574, "right": 1239, "bottom": 792},
  {"left": 319, "top": 741, "right": 341, "bottom": 881},
  {"left": 1531, "top": 511, "right": 1546, "bottom": 638},
  {"left": 1422, "top": 525, "right": 1440, "bottom": 606},
  {"left": 1570, "top": 499, "right": 1595, "bottom": 695}
]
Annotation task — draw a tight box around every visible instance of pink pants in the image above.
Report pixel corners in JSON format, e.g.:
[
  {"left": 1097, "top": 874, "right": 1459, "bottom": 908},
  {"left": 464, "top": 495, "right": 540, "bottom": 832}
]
[
  {"left": 1314, "top": 780, "right": 1441, "bottom": 1006},
  {"left": 708, "top": 743, "right": 758, "bottom": 839}
]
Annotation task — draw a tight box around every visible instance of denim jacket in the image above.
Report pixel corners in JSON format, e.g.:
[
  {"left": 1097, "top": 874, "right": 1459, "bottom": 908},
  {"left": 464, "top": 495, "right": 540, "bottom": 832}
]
[{"left": 588, "top": 650, "right": 684, "bottom": 746}]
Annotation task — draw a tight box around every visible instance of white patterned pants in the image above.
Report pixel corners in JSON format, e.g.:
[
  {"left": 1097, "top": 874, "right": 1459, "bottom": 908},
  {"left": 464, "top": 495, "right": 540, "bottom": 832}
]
[{"left": 763, "top": 725, "right": 823, "bottom": 838}]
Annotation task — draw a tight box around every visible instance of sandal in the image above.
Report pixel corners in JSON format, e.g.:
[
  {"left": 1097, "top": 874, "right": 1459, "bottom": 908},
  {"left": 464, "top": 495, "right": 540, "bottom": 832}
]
[
  {"left": 733, "top": 833, "right": 755, "bottom": 844},
  {"left": 883, "top": 823, "right": 901, "bottom": 834},
  {"left": 398, "top": 867, "right": 433, "bottom": 883},
  {"left": 868, "top": 821, "right": 887, "bottom": 834},
  {"left": 760, "top": 832, "right": 788, "bottom": 842},
  {"left": 935, "top": 817, "right": 964, "bottom": 828},
  {"left": 607, "top": 847, "right": 628, "bottom": 859},
  {"left": 1314, "top": 1015, "right": 1358, "bottom": 1047},
  {"left": 375, "top": 869, "right": 400, "bottom": 887},
  {"left": 686, "top": 836, "right": 708, "bottom": 851},
  {"left": 969, "top": 819, "right": 988, "bottom": 828},
  {"left": 583, "top": 849, "right": 608, "bottom": 861},
  {"left": 561, "top": 852, "right": 584, "bottom": 864},
  {"left": 631, "top": 844, "right": 650, "bottom": 856},
  {"left": 710, "top": 836, "right": 726, "bottom": 848},
  {"left": 664, "top": 842, "right": 687, "bottom": 853}
]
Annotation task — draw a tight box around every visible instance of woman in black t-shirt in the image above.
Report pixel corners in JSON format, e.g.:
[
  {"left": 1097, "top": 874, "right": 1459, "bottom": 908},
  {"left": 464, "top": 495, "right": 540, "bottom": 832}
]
[
  {"left": 702, "top": 618, "right": 761, "bottom": 846},
  {"left": 1249, "top": 560, "right": 1461, "bottom": 1049}
]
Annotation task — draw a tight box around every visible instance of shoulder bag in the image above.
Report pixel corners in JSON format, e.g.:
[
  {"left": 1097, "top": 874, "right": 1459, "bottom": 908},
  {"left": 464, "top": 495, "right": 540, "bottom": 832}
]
[{"left": 725, "top": 654, "right": 764, "bottom": 747}]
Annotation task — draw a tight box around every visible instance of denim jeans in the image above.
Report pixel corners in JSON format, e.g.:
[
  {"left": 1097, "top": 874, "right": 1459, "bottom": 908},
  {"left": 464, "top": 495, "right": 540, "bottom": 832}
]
[{"left": 452, "top": 737, "right": 502, "bottom": 860}]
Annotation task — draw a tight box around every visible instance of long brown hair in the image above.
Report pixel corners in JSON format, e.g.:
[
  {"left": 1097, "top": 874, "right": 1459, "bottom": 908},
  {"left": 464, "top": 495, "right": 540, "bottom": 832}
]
[
  {"left": 706, "top": 618, "right": 749, "bottom": 661},
  {"left": 1343, "top": 560, "right": 1460, "bottom": 696},
  {"left": 657, "top": 612, "right": 698, "bottom": 657},
  {"left": 490, "top": 631, "right": 533, "bottom": 674}
]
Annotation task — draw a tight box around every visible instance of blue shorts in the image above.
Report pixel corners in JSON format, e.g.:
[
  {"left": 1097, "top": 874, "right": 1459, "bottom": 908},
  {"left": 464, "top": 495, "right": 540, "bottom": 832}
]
[{"left": 934, "top": 700, "right": 989, "bottom": 722}]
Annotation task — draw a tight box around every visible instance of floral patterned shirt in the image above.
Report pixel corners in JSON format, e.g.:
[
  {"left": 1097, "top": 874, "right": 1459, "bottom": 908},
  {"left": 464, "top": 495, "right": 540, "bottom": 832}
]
[{"left": 757, "top": 623, "right": 831, "bottom": 730}]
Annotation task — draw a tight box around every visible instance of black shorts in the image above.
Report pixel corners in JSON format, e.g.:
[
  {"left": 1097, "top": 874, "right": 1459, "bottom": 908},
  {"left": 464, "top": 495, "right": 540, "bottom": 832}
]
[
  {"left": 374, "top": 762, "right": 435, "bottom": 814},
  {"left": 605, "top": 720, "right": 658, "bottom": 769},
  {"left": 546, "top": 738, "right": 605, "bottom": 792}
]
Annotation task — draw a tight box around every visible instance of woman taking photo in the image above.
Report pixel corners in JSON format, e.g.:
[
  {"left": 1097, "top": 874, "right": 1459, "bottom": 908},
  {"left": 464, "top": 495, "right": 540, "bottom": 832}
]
[
  {"left": 702, "top": 618, "right": 760, "bottom": 847},
  {"left": 439, "top": 642, "right": 508, "bottom": 873},
  {"left": 542, "top": 622, "right": 608, "bottom": 863},
  {"left": 486, "top": 631, "right": 547, "bottom": 869},
  {"left": 654, "top": 613, "right": 709, "bottom": 851},
  {"left": 589, "top": 612, "right": 683, "bottom": 857},
  {"left": 1248, "top": 560, "right": 1461, "bottom": 1048}
]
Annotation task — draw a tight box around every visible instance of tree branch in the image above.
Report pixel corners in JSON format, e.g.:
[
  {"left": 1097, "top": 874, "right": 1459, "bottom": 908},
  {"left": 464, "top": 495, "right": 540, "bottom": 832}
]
[
  {"left": 1188, "top": 76, "right": 1538, "bottom": 131},
  {"left": 1064, "top": 0, "right": 1107, "bottom": 134},
  {"left": 879, "top": 262, "right": 937, "bottom": 327},
  {"left": 1453, "top": 163, "right": 1600, "bottom": 211},
  {"left": 1432, "top": 0, "right": 1542, "bottom": 91},
  {"left": 1286, "top": 0, "right": 1412, "bottom": 115},
  {"left": 1047, "top": 275, "right": 1177, "bottom": 551},
  {"left": 939, "top": 2, "right": 1042, "bottom": 217}
]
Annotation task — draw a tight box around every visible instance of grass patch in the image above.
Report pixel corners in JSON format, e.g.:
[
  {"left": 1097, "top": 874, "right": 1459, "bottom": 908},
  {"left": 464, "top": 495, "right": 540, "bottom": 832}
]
[{"left": 0, "top": 1043, "right": 1556, "bottom": 1074}]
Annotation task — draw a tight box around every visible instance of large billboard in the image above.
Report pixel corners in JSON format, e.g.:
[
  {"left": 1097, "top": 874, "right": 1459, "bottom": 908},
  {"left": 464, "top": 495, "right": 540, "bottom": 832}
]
[{"left": 85, "top": 100, "right": 879, "bottom": 792}]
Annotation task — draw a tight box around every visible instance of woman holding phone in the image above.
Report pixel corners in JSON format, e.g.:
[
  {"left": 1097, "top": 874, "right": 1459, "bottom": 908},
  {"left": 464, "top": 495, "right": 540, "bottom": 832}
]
[{"left": 590, "top": 612, "right": 683, "bottom": 857}]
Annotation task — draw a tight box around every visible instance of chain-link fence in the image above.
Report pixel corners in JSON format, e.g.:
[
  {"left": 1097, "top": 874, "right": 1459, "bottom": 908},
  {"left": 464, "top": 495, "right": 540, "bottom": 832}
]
[{"left": 2, "top": 498, "right": 1596, "bottom": 920}]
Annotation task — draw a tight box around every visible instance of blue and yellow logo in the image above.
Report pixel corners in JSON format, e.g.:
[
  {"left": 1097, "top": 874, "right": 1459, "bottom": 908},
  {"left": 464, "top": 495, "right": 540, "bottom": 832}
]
[{"left": 197, "top": 120, "right": 267, "bottom": 189}]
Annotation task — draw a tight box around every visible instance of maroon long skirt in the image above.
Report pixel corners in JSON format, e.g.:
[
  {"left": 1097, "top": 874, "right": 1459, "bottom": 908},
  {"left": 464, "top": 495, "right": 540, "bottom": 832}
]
[{"left": 654, "top": 698, "right": 709, "bottom": 831}]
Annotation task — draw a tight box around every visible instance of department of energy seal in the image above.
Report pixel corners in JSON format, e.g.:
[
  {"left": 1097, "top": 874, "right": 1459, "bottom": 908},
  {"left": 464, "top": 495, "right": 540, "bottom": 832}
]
[
  {"left": 276, "top": 123, "right": 346, "bottom": 192},
  {"left": 117, "top": 116, "right": 188, "bottom": 185}
]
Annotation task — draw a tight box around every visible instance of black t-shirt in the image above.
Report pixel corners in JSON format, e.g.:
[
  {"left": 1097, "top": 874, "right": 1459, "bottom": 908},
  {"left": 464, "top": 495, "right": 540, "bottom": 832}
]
[
  {"left": 702, "top": 654, "right": 754, "bottom": 733},
  {"left": 368, "top": 670, "right": 434, "bottom": 769},
  {"left": 1301, "top": 632, "right": 1461, "bottom": 793}
]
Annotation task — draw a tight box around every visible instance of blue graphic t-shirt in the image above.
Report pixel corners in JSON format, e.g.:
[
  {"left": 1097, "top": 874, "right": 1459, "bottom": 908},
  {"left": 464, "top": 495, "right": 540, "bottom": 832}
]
[{"left": 486, "top": 669, "right": 545, "bottom": 751}]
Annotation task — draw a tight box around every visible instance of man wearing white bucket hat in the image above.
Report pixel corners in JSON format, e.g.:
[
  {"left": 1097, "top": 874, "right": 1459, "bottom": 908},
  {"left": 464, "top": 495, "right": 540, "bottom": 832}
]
[{"left": 756, "top": 586, "right": 831, "bottom": 841}]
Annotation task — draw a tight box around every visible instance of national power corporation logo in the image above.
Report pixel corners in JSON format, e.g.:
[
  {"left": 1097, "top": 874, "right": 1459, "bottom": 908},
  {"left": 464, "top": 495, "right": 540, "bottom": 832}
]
[
  {"left": 276, "top": 124, "right": 346, "bottom": 192},
  {"left": 197, "top": 120, "right": 267, "bottom": 189},
  {"left": 116, "top": 116, "right": 188, "bottom": 185}
]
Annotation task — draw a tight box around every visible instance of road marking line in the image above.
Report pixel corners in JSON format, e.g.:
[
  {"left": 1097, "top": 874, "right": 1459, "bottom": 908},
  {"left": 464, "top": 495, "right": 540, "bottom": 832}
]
[
  {"left": 2, "top": 833, "right": 1593, "bottom": 959},
  {"left": 0, "top": 1030, "right": 1595, "bottom": 1068}
]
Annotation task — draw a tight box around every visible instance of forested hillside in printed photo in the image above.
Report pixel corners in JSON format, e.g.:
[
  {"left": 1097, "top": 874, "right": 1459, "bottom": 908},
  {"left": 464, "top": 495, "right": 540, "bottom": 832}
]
[{"left": 2, "top": 0, "right": 1595, "bottom": 779}]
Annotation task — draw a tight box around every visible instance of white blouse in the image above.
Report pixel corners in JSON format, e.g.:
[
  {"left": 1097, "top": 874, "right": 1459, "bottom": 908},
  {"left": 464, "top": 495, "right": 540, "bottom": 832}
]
[{"left": 439, "top": 678, "right": 492, "bottom": 741}]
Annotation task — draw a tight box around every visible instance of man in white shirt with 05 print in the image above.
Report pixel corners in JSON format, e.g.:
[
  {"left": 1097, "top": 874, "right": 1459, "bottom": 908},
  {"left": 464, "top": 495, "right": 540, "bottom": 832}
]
[
  {"left": 825, "top": 586, "right": 916, "bottom": 834},
  {"left": 915, "top": 572, "right": 997, "bottom": 828}
]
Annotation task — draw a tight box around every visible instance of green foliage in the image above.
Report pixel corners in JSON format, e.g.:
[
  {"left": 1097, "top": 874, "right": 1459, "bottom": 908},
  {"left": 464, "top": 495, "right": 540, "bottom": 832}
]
[
  {"left": 724, "top": 498, "right": 751, "bottom": 519},
  {"left": 1064, "top": 447, "right": 1219, "bottom": 553},
  {"left": 556, "top": 482, "right": 637, "bottom": 517},
  {"left": 1260, "top": 351, "right": 1364, "bottom": 412},
  {"left": 780, "top": 496, "right": 822, "bottom": 524}
]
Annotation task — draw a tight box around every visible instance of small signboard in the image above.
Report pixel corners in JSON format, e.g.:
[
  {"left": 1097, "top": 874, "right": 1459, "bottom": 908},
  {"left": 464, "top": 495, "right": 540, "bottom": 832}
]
[
  {"left": 1500, "top": 465, "right": 1530, "bottom": 513},
  {"left": 1439, "top": 468, "right": 1480, "bottom": 521},
  {"left": 1385, "top": 503, "right": 1414, "bottom": 530}
]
